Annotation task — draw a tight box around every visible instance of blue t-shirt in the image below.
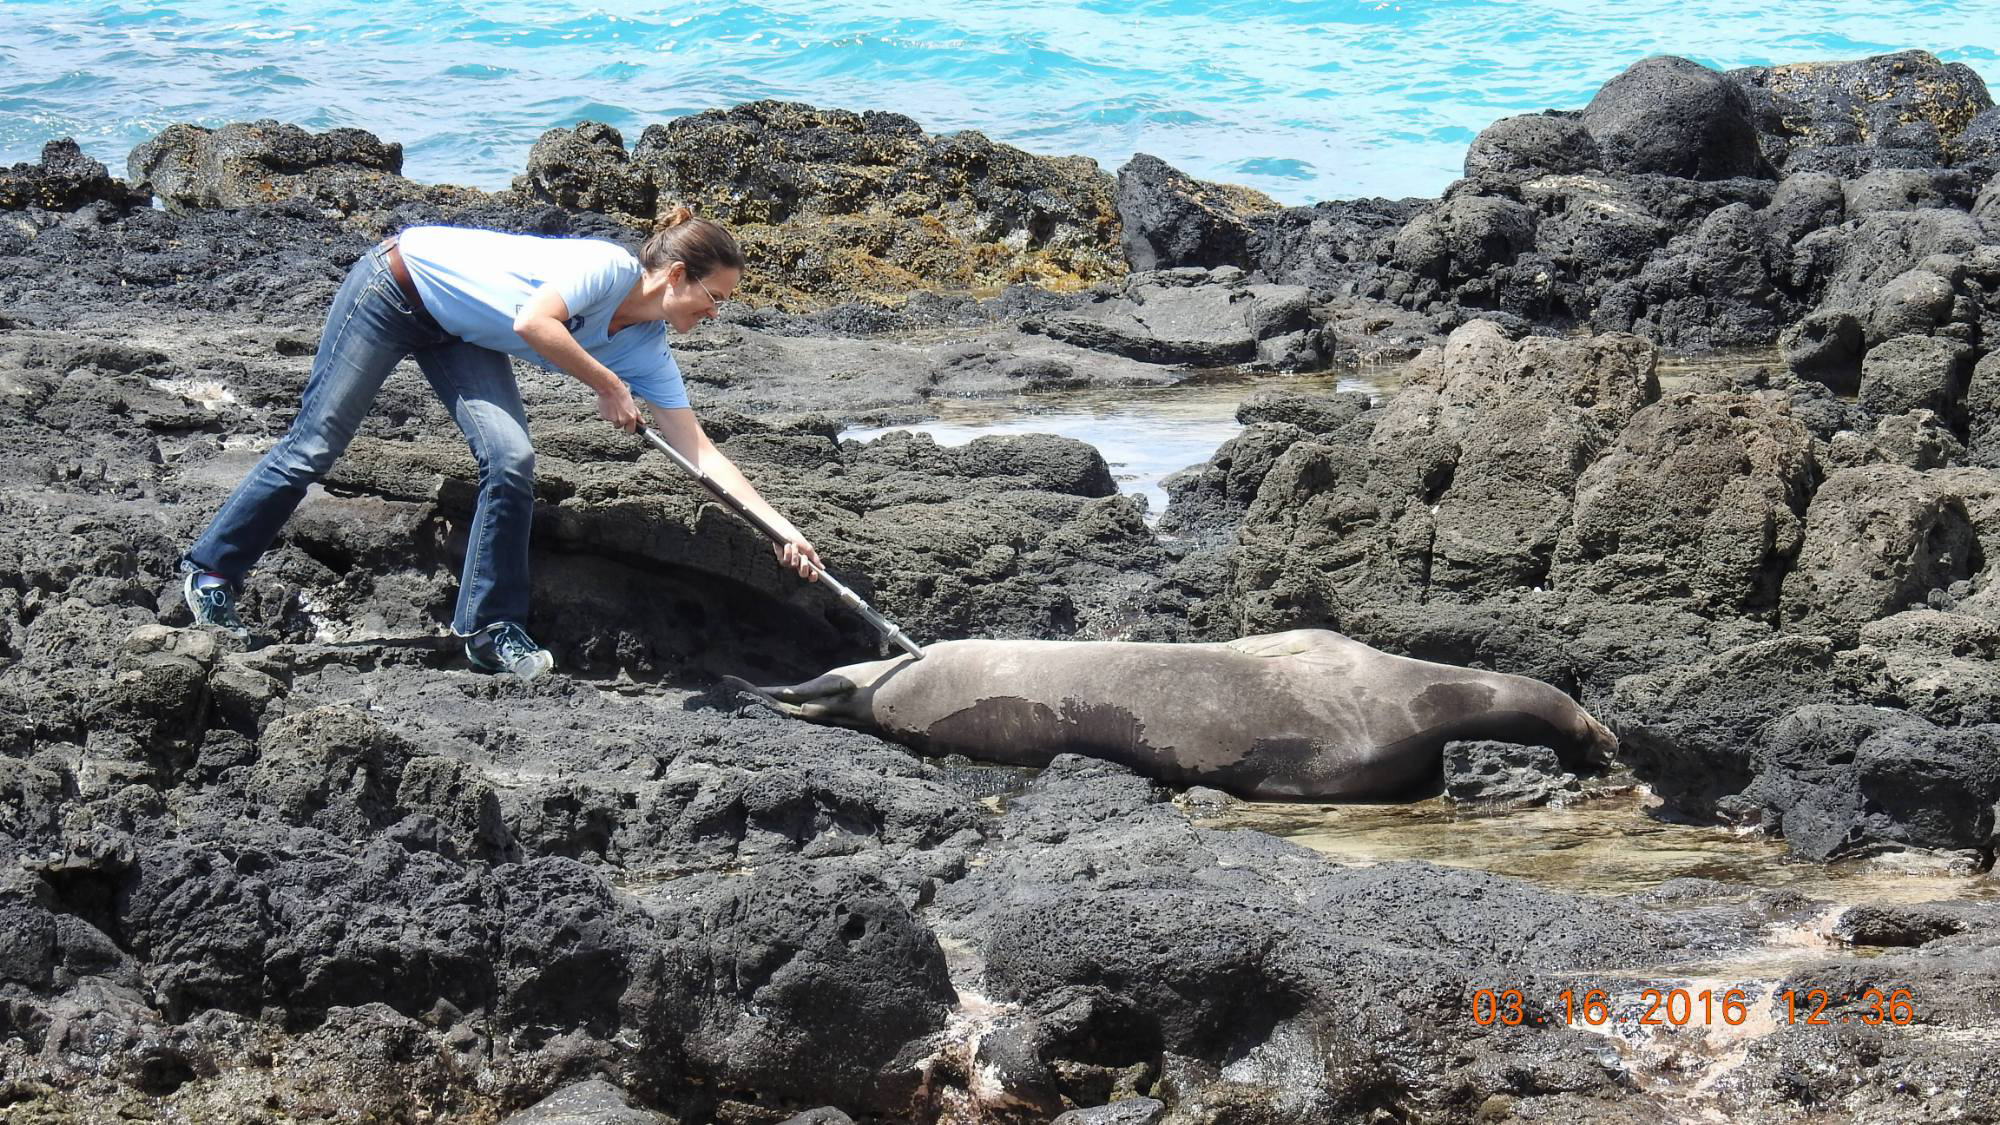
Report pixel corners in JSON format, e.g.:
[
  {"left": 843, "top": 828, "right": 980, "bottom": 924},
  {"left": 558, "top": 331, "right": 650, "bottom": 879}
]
[{"left": 396, "top": 226, "right": 689, "bottom": 409}]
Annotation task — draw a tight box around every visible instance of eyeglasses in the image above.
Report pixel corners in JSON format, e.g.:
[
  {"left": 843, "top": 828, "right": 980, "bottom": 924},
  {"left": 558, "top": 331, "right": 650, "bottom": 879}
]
[{"left": 692, "top": 274, "right": 727, "bottom": 312}]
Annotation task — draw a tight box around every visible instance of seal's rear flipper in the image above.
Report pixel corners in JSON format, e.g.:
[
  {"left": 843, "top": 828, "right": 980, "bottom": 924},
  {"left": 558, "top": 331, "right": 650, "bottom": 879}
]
[
  {"left": 721, "top": 675, "right": 797, "bottom": 717},
  {"left": 720, "top": 672, "right": 858, "bottom": 718}
]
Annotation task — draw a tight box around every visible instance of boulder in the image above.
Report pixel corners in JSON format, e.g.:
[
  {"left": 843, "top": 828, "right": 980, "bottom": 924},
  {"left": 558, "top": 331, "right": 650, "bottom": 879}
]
[
  {"left": 1832, "top": 903, "right": 1979, "bottom": 947},
  {"left": 1780, "top": 464, "right": 1981, "bottom": 640},
  {"left": 1967, "top": 352, "right": 2000, "bottom": 465},
  {"left": 127, "top": 121, "right": 478, "bottom": 216},
  {"left": 624, "top": 101, "right": 1123, "bottom": 305},
  {"left": 1371, "top": 323, "right": 1659, "bottom": 598},
  {"left": 1234, "top": 389, "right": 1373, "bottom": 436},
  {"left": 498, "top": 1079, "right": 674, "bottom": 1125},
  {"left": 1954, "top": 105, "right": 2000, "bottom": 172},
  {"left": 1552, "top": 390, "right": 1813, "bottom": 615},
  {"left": 1843, "top": 168, "right": 1978, "bottom": 215},
  {"left": 931, "top": 756, "right": 1724, "bottom": 1121},
  {"left": 1052, "top": 1098, "right": 1168, "bottom": 1125},
  {"left": 1760, "top": 171, "right": 1846, "bottom": 243},
  {"left": 1572, "top": 176, "right": 1795, "bottom": 349},
  {"left": 0, "top": 139, "right": 146, "bottom": 212},
  {"left": 1462, "top": 113, "right": 1601, "bottom": 184},
  {"left": 1441, "top": 741, "right": 1579, "bottom": 806},
  {"left": 1581, "top": 57, "right": 1766, "bottom": 180},
  {"left": 1515, "top": 174, "right": 1675, "bottom": 308},
  {"left": 1730, "top": 51, "right": 1994, "bottom": 171},
  {"left": 1739, "top": 704, "right": 1940, "bottom": 859},
  {"left": 1978, "top": 174, "right": 2000, "bottom": 231},
  {"left": 1844, "top": 610, "right": 2000, "bottom": 726},
  {"left": 1856, "top": 334, "right": 1974, "bottom": 428},
  {"left": 654, "top": 859, "right": 954, "bottom": 1110},
  {"left": 1862, "top": 267, "right": 1959, "bottom": 345},
  {"left": 1247, "top": 196, "right": 1427, "bottom": 289},
  {"left": 1232, "top": 322, "right": 1657, "bottom": 623},
  {"left": 84, "top": 625, "right": 223, "bottom": 776},
  {"left": 0, "top": 756, "right": 70, "bottom": 843},
  {"left": 1825, "top": 409, "right": 1966, "bottom": 471},
  {"left": 1854, "top": 722, "right": 2000, "bottom": 853},
  {"left": 596, "top": 734, "right": 982, "bottom": 873},
  {"left": 1389, "top": 194, "right": 1537, "bottom": 285},
  {"left": 1158, "top": 423, "right": 1308, "bottom": 541},
  {"left": 1792, "top": 209, "right": 1985, "bottom": 318},
  {"left": 777, "top": 1111, "right": 857, "bottom": 1125},
  {"left": 1026, "top": 267, "right": 1326, "bottom": 370},
  {"left": 1610, "top": 636, "right": 1853, "bottom": 816},
  {"left": 249, "top": 705, "right": 516, "bottom": 863},
  {"left": 1781, "top": 309, "right": 1865, "bottom": 391},
  {"left": 514, "top": 121, "right": 655, "bottom": 221},
  {"left": 1114, "top": 153, "right": 1279, "bottom": 271}
]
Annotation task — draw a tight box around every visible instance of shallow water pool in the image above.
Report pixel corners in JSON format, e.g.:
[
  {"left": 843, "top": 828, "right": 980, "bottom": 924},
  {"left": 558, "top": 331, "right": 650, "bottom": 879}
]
[
  {"left": 840, "top": 368, "right": 1396, "bottom": 520},
  {"left": 1207, "top": 788, "right": 1997, "bottom": 905}
]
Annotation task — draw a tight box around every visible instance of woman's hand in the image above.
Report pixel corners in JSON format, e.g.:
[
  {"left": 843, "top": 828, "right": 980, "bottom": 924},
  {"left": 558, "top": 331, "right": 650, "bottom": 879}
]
[
  {"left": 774, "top": 534, "right": 822, "bottom": 581},
  {"left": 596, "top": 386, "right": 642, "bottom": 432}
]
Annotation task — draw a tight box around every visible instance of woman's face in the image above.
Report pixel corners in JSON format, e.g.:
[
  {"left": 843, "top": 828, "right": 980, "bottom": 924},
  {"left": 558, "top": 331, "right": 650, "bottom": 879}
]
[{"left": 664, "top": 263, "right": 741, "bottom": 333}]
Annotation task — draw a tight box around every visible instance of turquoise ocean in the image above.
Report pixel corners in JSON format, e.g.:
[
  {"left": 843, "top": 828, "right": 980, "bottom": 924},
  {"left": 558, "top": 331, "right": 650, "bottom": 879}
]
[{"left": 2, "top": 1, "right": 1998, "bottom": 206}]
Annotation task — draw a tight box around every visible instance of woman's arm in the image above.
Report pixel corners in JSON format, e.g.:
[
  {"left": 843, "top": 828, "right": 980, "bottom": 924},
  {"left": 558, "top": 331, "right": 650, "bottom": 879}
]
[
  {"left": 513, "top": 287, "right": 642, "bottom": 431},
  {"left": 652, "top": 407, "right": 824, "bottom": 581}
]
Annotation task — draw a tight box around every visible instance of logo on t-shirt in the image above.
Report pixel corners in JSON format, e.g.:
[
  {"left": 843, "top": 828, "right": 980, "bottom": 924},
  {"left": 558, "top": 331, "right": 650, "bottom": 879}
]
[{"left": 510, "top": 299, "right": 588, "bottom": 337}]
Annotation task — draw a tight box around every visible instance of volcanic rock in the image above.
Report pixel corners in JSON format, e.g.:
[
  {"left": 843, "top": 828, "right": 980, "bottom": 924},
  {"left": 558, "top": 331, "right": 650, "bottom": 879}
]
[
  {"left": 1025, "top": 266, "right": 1327, "bottom": 370},
  {"left": 0, "top": 139, "right": 147, "bottom": 212},
  {"left": 1730, "top": 50, "right": 1995, "bottom": 173},
  {"left": 128, "top": 121, "right": 483, "bottom": 218},
  {"left": 622, "top": 101, "right": 1125, "bottom": 305},
  {"left": 1581, "top": 56, "right": 1768, "bottom": 180},
  {"left": 1114, "top": 152, "right": 1280, "bottom": 271},
  {"left": 1442, "top": 740, "right": 1579, "bottom": 806},
  {"left": 1463, "top": 113, "right": 1602, "bottom": 184}
]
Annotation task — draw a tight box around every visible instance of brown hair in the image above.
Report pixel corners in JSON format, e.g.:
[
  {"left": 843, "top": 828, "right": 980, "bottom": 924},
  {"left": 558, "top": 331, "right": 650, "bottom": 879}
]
[{"left": 640, "top": 204, "right": 744, "bottom": 282}]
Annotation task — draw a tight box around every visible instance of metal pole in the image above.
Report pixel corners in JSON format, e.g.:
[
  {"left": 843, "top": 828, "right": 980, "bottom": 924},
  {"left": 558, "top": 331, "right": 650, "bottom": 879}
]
[{"left": 640, "top": 426, "right": 925, "bottom": 660}]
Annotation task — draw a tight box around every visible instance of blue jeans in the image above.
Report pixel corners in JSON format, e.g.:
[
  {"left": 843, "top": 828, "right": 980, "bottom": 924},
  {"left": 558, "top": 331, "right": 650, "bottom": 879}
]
[{"left": 185, "top": 243, "right": 537, "bottom": 635}]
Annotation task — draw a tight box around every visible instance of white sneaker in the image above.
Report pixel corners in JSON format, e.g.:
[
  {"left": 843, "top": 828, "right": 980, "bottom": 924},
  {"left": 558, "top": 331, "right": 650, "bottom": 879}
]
[{"left": 464, "top": 621, "right": 554, "bottom": 682}]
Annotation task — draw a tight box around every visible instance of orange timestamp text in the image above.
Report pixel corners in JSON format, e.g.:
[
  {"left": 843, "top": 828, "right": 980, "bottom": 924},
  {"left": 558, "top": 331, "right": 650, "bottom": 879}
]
[{"left": 1468, "top": 987, "right": 1918, "bottom": 1027}]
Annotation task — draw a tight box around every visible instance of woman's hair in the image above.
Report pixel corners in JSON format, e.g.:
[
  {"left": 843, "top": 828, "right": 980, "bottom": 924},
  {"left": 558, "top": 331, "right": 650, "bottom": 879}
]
[{"left": 640, "top": 204, "right": 744, "bottom": 281}]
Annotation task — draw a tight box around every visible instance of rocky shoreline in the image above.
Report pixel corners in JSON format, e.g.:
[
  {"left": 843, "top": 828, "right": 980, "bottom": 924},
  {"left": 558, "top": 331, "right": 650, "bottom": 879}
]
[{"left": 3, "top": 48, "right": 1999, "bottom": 1124}]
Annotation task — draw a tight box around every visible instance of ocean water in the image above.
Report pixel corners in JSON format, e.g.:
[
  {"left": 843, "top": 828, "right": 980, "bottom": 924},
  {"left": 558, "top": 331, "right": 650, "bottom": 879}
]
[{"left": 1, "top": 2, "right": 1997, "bottom": 206}]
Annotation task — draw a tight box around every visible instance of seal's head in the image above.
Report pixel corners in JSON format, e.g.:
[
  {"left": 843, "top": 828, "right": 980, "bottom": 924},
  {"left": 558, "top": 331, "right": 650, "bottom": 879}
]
[{"left": 1572, "top": 708, "right": 1619, "bottom": 770}]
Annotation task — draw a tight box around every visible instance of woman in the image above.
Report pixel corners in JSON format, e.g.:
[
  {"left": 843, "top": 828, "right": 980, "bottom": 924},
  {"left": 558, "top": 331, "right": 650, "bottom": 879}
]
[{"left": 179, "top": 207, "right": 820, "bottom": 681}]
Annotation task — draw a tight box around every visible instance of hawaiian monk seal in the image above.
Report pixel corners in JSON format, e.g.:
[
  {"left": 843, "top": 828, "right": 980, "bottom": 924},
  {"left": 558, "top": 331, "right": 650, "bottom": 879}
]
[{"left": 729, "top": 629, "right": 1616, "bottom": 799}]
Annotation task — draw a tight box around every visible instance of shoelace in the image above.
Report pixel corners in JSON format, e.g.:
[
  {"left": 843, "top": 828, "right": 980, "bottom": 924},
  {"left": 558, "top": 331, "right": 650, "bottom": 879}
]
[
  {"left": 491, "top": 624, "right": 538, "bottom": 666},
  {"left": 198, "top": 586, "right": 241, "bottom": 622}
]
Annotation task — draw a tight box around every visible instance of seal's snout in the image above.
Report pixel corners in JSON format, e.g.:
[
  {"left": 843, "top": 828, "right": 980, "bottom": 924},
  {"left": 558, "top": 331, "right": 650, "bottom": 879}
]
[{"left": 1581, "top": 710, "right": 1619, "bottom": 768}]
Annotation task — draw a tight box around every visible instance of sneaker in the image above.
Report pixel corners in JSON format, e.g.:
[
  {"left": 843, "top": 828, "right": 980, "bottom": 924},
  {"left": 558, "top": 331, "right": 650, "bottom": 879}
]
[
  {"left": 180, "top": 562, "right": 249, "bottom": 641},
  {"left": 464, "top": 621, "right": 555, "bottom": 683}
]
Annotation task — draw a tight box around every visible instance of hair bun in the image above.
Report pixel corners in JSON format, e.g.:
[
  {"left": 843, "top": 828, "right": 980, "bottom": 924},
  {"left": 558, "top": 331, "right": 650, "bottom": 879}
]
[{"left": 655, "top": 204, "right": 694, "bottom": 233}]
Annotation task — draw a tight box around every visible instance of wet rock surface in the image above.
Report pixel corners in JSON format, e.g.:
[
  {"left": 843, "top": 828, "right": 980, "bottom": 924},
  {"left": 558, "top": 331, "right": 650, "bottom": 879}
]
[
  {"left": 3, "top": 45, "right": 2000, "bottom": 1124},
  {"left": 1025, "top": 266, "right": 1328, "bottom": 371},
  {"left": 1442, "top": 740, "right": 1580, "bottom": 807},
  {"left": 498, "top": 1079, "right": 676, "bottom": 1124}
]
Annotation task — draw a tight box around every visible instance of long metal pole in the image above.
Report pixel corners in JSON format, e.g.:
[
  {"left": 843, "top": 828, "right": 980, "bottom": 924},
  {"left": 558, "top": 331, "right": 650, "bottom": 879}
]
[{"left": 639, "top": 426, "right": 925, "bottom": 660}]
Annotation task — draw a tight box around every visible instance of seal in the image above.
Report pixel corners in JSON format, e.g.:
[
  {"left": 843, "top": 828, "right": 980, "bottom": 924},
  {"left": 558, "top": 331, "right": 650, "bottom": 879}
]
[{"left": 728, "top": 629, "right": 1617, "bottom": 798}]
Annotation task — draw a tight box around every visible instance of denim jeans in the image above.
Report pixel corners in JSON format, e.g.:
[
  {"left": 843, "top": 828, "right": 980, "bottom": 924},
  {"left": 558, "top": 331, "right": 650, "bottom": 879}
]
[{"left": 185, "top": 243, "right": 537, "bottom": 635}]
